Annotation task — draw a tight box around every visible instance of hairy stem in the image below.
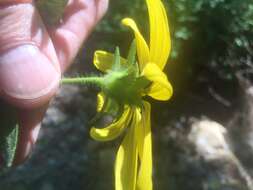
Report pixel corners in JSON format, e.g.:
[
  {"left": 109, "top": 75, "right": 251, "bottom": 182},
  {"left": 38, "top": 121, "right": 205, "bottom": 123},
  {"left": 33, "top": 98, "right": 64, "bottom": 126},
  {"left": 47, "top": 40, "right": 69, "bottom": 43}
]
[{"left": 61, "top": 77, "right": 104, "bottom": 87}]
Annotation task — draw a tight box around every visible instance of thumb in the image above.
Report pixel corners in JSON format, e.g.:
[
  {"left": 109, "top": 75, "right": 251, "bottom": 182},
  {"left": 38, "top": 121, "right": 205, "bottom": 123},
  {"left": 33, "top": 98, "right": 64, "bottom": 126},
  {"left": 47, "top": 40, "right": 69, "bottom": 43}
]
[
  {"left": 0, "top": 2, "right": 60, "bottom": 165},
  {"left": 0, "top": 45, "right": 60, "bottom": 108},
  {"left": 0, "top": 2, "right": 60, "bottom": 108}
]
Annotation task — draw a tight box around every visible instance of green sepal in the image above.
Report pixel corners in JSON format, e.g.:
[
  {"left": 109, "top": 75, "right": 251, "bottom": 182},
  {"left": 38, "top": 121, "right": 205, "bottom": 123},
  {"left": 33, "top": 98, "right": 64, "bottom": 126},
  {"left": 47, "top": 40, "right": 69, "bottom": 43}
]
[
  {"left": 127, "top": 40, "right": 139, "bottom": 76},
  {"left": 0, "top": 101, "right": 19, "bottom": 168},
  {"left": 36, "top": 0, "right": 68, "bottom": 26},
  {"left": 101, "top": 44, "right": 151, "bottom": 107},
  {"left": 112, "top": 47, "right": 122, "bottom": 71},
  {"left": 127, "top": 40, "right": 136, "bottom": 65},
  {"left": 135, "top": 76, "right": 151, "bottom": 90}
]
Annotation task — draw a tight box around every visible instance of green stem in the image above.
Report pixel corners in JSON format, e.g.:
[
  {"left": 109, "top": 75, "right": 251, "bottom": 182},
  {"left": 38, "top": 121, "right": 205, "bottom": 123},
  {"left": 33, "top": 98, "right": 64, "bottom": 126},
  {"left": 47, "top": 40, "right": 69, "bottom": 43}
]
[{"left": 61, "top": 76, "right": 104, "bottom": 87}]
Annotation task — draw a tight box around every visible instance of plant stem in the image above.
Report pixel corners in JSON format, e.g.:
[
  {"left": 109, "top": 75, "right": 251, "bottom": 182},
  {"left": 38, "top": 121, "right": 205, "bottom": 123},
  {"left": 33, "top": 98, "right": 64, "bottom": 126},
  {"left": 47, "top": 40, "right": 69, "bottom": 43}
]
[{"left": 61, "top": 76, "right": 104, "bottom": 87}]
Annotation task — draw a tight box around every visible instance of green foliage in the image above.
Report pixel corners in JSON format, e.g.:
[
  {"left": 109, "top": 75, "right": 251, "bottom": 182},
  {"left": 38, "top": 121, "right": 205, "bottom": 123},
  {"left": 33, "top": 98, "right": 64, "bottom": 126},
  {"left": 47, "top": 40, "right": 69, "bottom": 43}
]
[
  {"left": 97, "top": 0, "right": 253, "bottom": 80},
  {"left": 0, "top": 101, "right": 19, "bottom": 168},
  {"left": 36, "top": 0, "right": 68, "bottom": 25},
  {"left": 169, "top": 0, "right": 253, "bottom": 79}
]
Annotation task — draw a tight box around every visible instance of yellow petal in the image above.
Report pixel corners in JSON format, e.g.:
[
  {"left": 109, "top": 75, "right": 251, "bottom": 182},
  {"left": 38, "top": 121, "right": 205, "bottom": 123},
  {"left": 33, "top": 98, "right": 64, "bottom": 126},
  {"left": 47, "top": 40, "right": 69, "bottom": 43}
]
[
  {"left": 96, "top": 93, "right": 105, "bottom": 112},
  {"left": 142, "top": 63, "right": 173, "bottom": 101},
  {"left": 90, "top": 107, "right": 132, "bottom": 141},
  {"left": 94, "top": 50, "right": 127, "bottom": 72},
  {"left": 121, "top": 18, "right": 149, "bottom": 71},
  {"left": 136, "top": 101, "right": 153, "bottom": 190},
  {"left": 115, "top": 109, "right": 141, "bottom": 190},
  {"left": 147, "top": 0, "right": 171, "bottom": 70}
]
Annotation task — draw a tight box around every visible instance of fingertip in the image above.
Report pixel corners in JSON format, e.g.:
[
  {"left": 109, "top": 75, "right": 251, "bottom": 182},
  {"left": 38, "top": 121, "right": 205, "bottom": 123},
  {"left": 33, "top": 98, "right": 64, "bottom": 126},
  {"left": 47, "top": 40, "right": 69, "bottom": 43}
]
[
  {"left": 49, "top": 0, "right": 109, "bottom": 72},
  {"left": 13, "top": 105, "right": 47, "bottom": 165},
  {"left": 2, "top": 83, "right": 58, "bottom": 110},
  {"left": 12, "top": 125, "right": 38, "bottom": 166},
  {"left": 95, "top": 0, "right": 109, "bottom": 22},
  {"left": 0, "top": 44, "right": 60, "bottom": 109}
]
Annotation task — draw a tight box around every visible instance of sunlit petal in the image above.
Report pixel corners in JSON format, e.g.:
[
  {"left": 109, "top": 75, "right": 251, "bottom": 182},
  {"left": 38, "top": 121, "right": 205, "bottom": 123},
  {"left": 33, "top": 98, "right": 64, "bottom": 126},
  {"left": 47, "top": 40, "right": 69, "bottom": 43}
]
[
  {"left": 142, "top": 63, "right": 173, "bottom": 101},
  {"left": 136, "top": 101, "right": 152, "bottom": 190},
  {"left": 90, "top": 107, "right": 132, "bottom": 141},
  {"left": 94, "top": 50, "right": 127, "bottom": 72},
  {"left": 147, "top": 0, "right": 171, "bottom": 70},
  {"left": 115, "top": 109, "right": 141, "bottom": 190},
  {"left": 121, "top": 18, "right": 150, "bottom": 71},
  {"left": 97, "top": 93, "right": 105, "bottom": 112}
]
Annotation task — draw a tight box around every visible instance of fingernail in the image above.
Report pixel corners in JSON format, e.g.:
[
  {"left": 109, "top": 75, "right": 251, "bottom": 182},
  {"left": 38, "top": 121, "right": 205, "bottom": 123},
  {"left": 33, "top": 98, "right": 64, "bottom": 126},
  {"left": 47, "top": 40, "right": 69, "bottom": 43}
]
[
  {"left": 0, "top": 45, "right": 60, "bottom": 100},
  {"left": 13, "top": 140, "right": 33, "bottom": 166},
  {"left": 12, "top": 124, "right": 39, "bottom": 166},
  {"left": 24, "top": 140, "right": 33, "bottom": 160},
  {"left": 30, "top": 124, "right": 41, "bottom": 144}
]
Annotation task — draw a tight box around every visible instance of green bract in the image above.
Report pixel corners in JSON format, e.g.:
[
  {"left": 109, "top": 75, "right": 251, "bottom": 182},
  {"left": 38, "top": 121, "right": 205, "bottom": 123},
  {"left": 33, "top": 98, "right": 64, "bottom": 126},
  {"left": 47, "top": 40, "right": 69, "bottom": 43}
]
[{"left": 102, "top": 43, "right": 150, "bottom": 107}]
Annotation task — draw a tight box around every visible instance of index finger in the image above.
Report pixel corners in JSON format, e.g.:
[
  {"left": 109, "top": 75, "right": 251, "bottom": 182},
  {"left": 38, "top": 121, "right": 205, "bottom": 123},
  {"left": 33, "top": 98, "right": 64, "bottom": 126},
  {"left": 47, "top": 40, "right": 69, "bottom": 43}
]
[{"left": 48, "top": 0, "right": 108, "bottom": 72}]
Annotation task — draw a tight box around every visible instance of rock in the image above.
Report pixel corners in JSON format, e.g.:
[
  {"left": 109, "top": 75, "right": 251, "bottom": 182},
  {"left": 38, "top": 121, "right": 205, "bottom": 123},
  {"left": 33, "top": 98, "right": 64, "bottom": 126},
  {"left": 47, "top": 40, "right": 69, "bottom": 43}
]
[
  {"left": 188, "top": 118, "right": 253, "bottom": 190},
  {"left": 188, "top": 119, "right": 230, "bottom": 161}
]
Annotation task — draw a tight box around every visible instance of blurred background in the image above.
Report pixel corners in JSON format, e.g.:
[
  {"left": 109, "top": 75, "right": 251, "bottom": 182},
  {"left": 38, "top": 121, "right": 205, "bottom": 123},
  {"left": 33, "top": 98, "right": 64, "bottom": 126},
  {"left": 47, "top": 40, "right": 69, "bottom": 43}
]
[{"left": 1, "top": 0, "right": 253, "bottom": 189}]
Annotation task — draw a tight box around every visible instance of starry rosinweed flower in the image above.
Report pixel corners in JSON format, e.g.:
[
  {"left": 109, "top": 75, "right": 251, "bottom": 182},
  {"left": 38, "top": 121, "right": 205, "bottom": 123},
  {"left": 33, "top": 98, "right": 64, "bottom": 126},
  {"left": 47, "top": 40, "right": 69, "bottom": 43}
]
[
  {"left": 89, "top": 0, "right": 173, "bottom": 190},
  {"left": 62, "top": 0, "right": 172, "bottom": 189}
]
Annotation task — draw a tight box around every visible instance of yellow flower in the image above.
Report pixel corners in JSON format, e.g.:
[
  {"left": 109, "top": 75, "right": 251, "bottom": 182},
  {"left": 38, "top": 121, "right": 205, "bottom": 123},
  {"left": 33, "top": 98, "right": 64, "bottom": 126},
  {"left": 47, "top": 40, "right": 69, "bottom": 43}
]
[{"left": 90, "top": 0, "right": 172, "bottom": 190}]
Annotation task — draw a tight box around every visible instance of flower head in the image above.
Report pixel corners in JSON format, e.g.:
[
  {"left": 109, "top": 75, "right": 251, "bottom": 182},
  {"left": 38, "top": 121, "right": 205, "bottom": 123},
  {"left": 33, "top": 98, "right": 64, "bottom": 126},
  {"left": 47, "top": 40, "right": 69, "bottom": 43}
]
[{"left": 90, "top": 0, "right": 173, "bottom": 190}]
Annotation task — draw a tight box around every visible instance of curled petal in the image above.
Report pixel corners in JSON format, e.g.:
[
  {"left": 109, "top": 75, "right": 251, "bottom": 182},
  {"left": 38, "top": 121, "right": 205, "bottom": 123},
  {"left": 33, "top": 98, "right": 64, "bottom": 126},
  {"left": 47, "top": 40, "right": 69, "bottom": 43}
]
[
  {"left": 96, "top": 93, "right": 105, "bottom": 112},
  {"left": 115, "top": 109, "right": 141, "bottom": 190},
  {"left": 121, "top": 18, "right": 149, "bottom": 71},
  {"left": 142, "top": 63, "right": 173, "bottom": 101},
  {"left": 90, "top": 106, "right": 132, "bottom": 141},
  {"left": 94, "top": 50, "right": 127, "bottom": 72},
  {"left": 147, "top": 0, "right": 171, "bottom": 70},
  {"left": 136, "top": 101, "right": 152, "bottom": 190}
]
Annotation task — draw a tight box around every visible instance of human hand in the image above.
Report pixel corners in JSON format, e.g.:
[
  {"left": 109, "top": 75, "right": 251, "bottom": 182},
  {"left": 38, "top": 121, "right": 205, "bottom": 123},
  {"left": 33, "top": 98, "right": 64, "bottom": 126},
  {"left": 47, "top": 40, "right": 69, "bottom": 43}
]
[{"left": 0, "top": 0, "right": 108, "bottom": 165}]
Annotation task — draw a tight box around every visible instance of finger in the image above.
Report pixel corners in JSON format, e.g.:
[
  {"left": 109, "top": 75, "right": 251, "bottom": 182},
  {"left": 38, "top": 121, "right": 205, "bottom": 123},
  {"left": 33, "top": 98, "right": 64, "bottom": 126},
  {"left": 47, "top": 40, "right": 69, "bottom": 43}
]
[
  {"left": 49, "top": 0, "right": 109, "bottom": 72},
  {"left": 13, "top": 105, "right": 48, "bottom": 165},
  {"left": 0, "top": 2, "right": 60, "bottom": 165},
  {"left": 0, "top": 0, "right": 32, "bottom": 6},
  {"left": 0, "top": 3, "right": 60, "bottom": 109}
]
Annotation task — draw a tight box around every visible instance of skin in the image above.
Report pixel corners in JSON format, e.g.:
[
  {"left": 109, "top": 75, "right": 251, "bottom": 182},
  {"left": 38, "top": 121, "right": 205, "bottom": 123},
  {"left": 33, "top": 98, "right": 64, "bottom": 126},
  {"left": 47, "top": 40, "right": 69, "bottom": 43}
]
[{"left": 0, "top": 0, "right": 108, "bottom": 165}]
